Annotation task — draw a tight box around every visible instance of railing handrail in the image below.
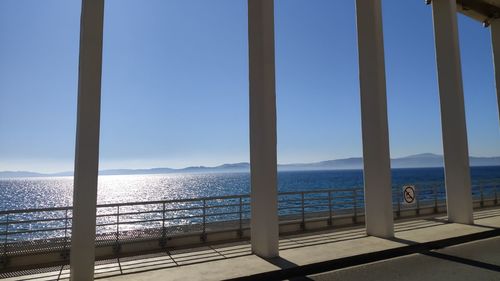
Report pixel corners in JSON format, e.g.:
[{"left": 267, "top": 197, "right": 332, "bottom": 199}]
[
  {"left": 0, "top": 206, "right": 72, "bottom": 215},
  {"left": 0, "top": 194, "right": 251, "bottom": 215},
  {"left": 0, "top": 187, "right": 370, "bottom": 215},
  {"left": 2, "top": 181, "right": 500, "bottom": 216},
  {"left": 278, "top": 187, "right": 363, "bottom": 196}
]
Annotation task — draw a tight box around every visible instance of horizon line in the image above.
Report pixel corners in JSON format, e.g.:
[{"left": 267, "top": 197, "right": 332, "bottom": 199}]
[{"left": 2, "top": 152, "right": 500, "bottom": 175}]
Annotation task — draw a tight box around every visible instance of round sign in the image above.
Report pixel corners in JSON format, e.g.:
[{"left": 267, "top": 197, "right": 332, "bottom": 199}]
[{"left": 403, "top": 185, "right": 416, "bottom": 204}]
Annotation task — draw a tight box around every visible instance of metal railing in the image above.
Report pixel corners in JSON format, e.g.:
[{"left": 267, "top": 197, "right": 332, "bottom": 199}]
[
  {"left": 391, "top": 180, "right": 500, "bottom": 217},
  {"left": 278, "top": 188, "right": 363, "bottom": 229},
  {"left": 0, "top": 181, "right": 499, "bottom": 262}
]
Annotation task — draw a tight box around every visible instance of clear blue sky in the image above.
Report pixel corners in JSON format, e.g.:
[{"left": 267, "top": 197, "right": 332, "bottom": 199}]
[{"left": 0, "top": 0, "right": 499, "bottom": 173}]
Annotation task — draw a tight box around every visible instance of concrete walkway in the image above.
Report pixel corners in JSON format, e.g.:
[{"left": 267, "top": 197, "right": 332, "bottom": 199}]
[
  {"left": 305, "top": 236, "right": 500, "bottom": 281},
  {"left": 2, "top": 207, "right": 500, "bottom": 281}
]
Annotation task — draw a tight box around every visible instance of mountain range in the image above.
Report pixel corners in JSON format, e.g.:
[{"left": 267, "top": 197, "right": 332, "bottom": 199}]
[{"left": 1, "top": 153, "right": 499, "bottom": 178}]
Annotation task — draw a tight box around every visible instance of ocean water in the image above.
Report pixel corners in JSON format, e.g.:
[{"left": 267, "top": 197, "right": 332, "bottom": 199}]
[{"left": 1, "top": 166, "right": 500, "bottom": 212}]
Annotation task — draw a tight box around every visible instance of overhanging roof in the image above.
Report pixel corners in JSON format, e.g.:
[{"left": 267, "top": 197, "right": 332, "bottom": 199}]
[{"left": 457, "top": 0, "right": 500, "bottom": 25}]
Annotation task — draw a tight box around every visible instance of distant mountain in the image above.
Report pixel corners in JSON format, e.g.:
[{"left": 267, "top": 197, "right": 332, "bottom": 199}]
[
  {"left": 280, "top": 153, "right": 500, "bottom": 170},
  {"left": 469, "top": 156, "right": 500, "bottom": 167},
  {"left": 173, "top": 163, "right": 251, "bottom": 173},
  {"left": 392, "top": 153, "right": 445, "bottom": 168},
  {"left": 98, "top": 168, "right": 176, "bottom": 175},
  {"left": 400, "top": 153, "right": 442, "bottom": 159},
  {"left": 392, "top": 153, "right": 500, "bottom": 168},
  {"left": 1, "top": 153, "right": 499, "bottom": 178},
  {"left": 0, "top": 171, "right": 47, "bottom": 178},
  {"left": 279, "top": 157, "right": 363, "bottom": 171}
]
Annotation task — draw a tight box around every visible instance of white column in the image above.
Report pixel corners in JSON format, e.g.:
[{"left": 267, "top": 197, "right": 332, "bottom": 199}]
[
  {"left": 248, "top": 0, "right": 279, "bottom": 258},
  {"left": 431, "top": 0, "right": 473, "bottom": 224},
  {"left": 355, "top": 0, "right": 394, "bottom": 238},
  {"left": 70, "top": 0, "right": 105, "bottom": 280},
  {"left": 490, "top": 20, "right": 500, "bottom": 126}
]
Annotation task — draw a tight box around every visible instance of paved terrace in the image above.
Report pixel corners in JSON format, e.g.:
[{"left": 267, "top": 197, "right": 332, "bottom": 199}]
[{"left": 2, "top": 206, "right": 500, "bottom": 281}]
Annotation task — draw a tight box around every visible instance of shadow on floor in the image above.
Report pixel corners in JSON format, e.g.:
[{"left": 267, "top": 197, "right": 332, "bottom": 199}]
[{"left": 423, "top": 251, "right": 500, "bottom": 273}]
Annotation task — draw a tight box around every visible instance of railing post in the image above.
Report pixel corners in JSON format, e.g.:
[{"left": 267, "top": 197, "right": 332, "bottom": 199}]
[
  {"left": 433, "top": 185, "right": 438, "bottom": 213},
  {"left": 116, "top": 206, "right": 119, "bottom": 242},
  {"left": 328, "top": 191, "right": 333, "bottom": 226},
  {"left": 396, "top": 187, "right": 401, "bottom": 218},
  {"left": 62, "top": 209, "right": 70, "bottom": 260},
  {"left": 3, "top": 214, "right": 8, "bottom": 256},
  {"left": 160, "top": 202, "right": 166, "bottom": 248},
  {"left": 353, "top": 189, "right": 358, "bottom": 224},
  {"left": 300, "top": 192, "right": 305, "bottom": 230},
  {"left": 64, "top": 209, "right": 69, "bottom": 243},
  {"left": 113, "top": 206, "right": 120, "bottom": 254},
  {"left": 480, "top": 184, "right": 484, "bottom": 208},
  {"left": 415, "top": 186, "right": 420, "bottom": 216},
  {"left": 162, "top": 203, "right": 166, "bottom": 230},
  {"left": 495, "top": 184, "right": 498, "bottom": 205},
  {"left": 201, "top": 199, "right": 207, "bottom": 242},
  {"left": 238, "top": 197, "right": 243, "bottom": 238}
]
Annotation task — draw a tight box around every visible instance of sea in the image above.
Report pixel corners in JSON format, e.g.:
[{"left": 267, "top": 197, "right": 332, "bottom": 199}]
[{"left": 1, "top": 166, "right": 500, "bottom": 212}]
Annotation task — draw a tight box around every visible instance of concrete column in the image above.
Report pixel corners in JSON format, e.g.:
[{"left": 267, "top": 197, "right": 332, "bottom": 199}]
[
  {"left": 490, "top": 20, "right": 500, "bottom": 126},
  {"left": 355, "top": 0, "right": 394, "bottom": 238},
  {"left": 70, "top": 0, "right": 105, "bottom": 280},
  {"left": 248, "top": 0, "right": 279, "bottom": 258},
  {"left": 431, "top": 0, "right": 473, "bottom": 224}
]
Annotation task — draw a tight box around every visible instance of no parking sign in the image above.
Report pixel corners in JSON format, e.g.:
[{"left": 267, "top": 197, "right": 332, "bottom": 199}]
[{"left": 402, "top": 185, "right": 416, "bottom": 205}]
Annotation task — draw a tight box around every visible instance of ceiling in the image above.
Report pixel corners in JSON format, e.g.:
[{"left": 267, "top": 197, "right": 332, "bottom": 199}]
[{"left": 456, "top": 0, "right": 500, "bottom": 25}]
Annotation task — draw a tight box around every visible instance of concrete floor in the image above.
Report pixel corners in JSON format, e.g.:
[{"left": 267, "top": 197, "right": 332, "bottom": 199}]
[
  {"left": 2, "top": 207, "right": 500, "bottom": 281},
  {"left": 305, "top": 236, "right": 500, "bottom": 281}
]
